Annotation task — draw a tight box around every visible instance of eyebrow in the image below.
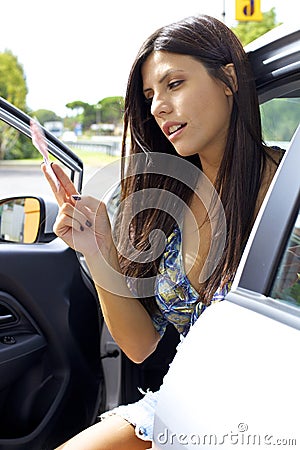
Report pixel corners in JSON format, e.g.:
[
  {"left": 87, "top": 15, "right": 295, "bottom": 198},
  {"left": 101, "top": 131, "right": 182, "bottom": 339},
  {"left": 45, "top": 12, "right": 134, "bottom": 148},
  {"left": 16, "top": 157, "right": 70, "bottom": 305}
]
[{"left": 143, "top": 69, "right": 185, "bottom": 95}]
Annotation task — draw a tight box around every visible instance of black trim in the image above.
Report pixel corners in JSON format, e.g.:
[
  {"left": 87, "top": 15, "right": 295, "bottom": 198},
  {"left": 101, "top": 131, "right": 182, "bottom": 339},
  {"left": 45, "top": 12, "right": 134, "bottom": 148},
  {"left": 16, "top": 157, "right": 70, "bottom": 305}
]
[{"left": 248, "top": 28, "right": 300, "bottom": 91}]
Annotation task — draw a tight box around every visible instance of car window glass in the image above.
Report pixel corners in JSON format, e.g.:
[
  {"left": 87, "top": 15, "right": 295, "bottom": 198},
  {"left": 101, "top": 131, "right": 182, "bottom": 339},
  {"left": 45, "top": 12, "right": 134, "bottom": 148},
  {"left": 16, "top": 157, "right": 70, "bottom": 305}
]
[
  {"left": 0, "top": 117, "right": 71, "bottom": 198},
  {"left": 260, "top": 97, "right": 300, "bottom": 150},
  {"left": 271, "top": 209, "right": 300, "bottom": 307}
]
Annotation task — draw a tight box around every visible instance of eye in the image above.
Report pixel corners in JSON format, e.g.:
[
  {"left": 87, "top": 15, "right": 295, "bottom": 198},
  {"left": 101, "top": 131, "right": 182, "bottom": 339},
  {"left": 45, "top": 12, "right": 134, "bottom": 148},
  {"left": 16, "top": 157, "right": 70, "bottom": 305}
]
[
  {"left": 144, "top": 96, "right": 153, "bottom": 106},
  {"left": 168, "top": 80, "right": 184, "bottom": 90},
  {"left": 143, "top": 89, "right": 153, "bottom": 106}
]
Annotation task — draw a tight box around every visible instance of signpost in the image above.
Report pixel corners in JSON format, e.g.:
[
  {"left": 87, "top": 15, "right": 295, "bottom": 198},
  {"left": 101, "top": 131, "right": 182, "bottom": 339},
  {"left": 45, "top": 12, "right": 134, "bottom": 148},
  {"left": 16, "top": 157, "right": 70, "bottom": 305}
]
[{"left": 235, "top": 0, "right": 263, "bottom": 21}]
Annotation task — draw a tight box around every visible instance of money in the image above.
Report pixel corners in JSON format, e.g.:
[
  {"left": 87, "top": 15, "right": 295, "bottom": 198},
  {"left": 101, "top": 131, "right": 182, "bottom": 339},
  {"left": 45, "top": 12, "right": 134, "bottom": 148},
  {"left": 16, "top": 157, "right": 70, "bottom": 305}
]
[{"left": 30, "top": 118, "right": 60, "bottom": 191}]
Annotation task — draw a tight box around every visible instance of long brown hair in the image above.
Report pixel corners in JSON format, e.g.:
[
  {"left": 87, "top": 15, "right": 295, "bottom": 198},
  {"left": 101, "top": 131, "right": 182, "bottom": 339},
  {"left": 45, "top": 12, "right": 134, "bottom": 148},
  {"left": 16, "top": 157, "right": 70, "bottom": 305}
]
[{"left": 114, "top": 15, "right": 268, "bottom": 312}]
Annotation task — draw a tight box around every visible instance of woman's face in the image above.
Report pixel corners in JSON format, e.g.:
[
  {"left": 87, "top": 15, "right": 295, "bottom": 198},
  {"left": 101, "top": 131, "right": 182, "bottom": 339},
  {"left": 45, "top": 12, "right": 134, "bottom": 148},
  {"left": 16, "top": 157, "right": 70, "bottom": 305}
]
[{"left": 141, "top": 51, "right": 235, "bottom": 164}]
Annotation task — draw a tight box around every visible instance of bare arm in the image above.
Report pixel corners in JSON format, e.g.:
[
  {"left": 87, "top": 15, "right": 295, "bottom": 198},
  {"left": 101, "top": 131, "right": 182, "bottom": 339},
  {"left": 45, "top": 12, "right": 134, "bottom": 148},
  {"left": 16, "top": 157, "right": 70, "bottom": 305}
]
[
  {"left": 84, "top": 242, "right": 161, "bottom": 363},
  {"left": 42, "top": 163, "right": 161, "bottom": 363}
]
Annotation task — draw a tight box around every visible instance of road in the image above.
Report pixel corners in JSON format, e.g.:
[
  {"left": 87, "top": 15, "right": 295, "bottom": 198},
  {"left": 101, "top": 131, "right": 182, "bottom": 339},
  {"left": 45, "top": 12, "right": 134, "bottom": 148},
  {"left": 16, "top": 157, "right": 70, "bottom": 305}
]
[
  {"left": 0, "top": 164, "right": 53, "bottom": 199},
  {"left": 0, "top": 162, "right": 121, "bottom": 201}
]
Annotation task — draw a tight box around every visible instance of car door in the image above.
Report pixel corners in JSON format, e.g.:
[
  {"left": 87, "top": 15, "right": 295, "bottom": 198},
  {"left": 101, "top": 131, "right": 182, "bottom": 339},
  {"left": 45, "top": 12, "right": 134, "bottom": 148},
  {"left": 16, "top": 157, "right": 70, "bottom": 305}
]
[
  {"left": 0, "top": 98, "right": 180, "bottom": 450},
  {"left": 0, "top": 98, "right": 104, "bottom": 450}
]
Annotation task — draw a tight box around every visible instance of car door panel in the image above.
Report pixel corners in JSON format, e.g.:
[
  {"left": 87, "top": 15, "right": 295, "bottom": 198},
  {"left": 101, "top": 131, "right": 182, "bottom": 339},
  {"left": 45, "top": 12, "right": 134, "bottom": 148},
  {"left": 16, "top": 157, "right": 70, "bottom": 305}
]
[
  {"left": 0, "top": 98, "right": 106, "bottom": 449},
  {"left": 0, "top": 239, "right": 103, "bottom": 449},
  {"left": 153, "top": 300, "right": 300, "bottom": 450}
]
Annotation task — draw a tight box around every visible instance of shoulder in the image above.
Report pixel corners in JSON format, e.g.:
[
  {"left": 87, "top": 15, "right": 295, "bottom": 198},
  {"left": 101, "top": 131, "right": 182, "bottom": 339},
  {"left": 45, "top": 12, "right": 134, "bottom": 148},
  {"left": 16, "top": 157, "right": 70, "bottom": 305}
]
[
  {"left": 263, "top": 145, "right": 285, "bottom": 181},
  {"left": 265, "top": 145, "right": 285, "bottom": 162},
  {"left": 255, "top": 146, "right": 285, "bottom": 216}
]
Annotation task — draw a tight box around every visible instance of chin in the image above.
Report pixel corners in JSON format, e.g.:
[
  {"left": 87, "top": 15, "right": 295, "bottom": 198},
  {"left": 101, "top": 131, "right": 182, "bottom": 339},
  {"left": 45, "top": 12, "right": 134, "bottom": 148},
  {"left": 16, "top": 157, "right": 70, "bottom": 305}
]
[{"left": 173, "top": 146, "right": 197, "bottom": 158}]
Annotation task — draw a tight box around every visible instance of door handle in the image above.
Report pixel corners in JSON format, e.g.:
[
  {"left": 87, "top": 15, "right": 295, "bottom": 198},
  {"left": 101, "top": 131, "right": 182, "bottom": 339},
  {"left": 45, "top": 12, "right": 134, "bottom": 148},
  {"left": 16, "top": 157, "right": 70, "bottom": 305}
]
[{"left": 0, "top": 313, "right": 15, "bottom": 324}]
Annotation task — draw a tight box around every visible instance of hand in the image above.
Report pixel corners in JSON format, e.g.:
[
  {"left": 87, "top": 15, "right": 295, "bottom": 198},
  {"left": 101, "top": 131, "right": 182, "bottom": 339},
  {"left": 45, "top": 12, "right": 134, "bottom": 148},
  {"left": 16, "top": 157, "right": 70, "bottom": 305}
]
[{"left": 41, "top": 163, "right": 114, "bottom": 259}]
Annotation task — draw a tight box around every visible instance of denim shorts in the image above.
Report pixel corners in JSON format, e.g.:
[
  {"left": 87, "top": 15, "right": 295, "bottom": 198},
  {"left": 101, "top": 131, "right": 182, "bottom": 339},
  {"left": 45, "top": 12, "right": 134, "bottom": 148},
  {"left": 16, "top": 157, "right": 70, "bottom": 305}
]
[{"left": 100, "top": 389, "right": 159, "bottom": 442}]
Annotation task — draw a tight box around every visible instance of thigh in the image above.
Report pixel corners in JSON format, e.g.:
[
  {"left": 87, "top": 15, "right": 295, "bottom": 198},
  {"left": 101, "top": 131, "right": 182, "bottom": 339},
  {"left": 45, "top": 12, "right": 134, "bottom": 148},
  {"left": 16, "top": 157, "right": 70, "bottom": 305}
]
[{"left": 55, "top": 415, "right": 152, "bottom": 450}]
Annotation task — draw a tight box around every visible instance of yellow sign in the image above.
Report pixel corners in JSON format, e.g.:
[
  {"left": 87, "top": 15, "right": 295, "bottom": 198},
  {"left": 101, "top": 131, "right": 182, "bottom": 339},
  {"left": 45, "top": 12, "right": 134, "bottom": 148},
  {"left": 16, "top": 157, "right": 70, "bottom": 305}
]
[{"left": 235, "top": 0, "right": 263, "bottom": 21}]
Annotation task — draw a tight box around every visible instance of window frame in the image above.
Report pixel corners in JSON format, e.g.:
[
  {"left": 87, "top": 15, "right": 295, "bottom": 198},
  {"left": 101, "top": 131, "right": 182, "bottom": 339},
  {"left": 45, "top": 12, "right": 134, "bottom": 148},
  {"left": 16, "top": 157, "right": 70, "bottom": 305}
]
[
  {"left": 270, "top": 213, "right": 300, "bottom": 304},
  {"left": 227, "top": 122, "right": 300, "bottom": 329},
  {"left": 0, "top": 97, "right": 84, "bottom": 192}
]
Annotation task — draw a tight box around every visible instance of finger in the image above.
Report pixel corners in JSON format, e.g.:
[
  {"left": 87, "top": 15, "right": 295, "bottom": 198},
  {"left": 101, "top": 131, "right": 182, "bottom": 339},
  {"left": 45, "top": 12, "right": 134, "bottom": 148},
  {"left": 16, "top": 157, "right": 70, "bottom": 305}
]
[
  {"left": 72, "top": 195, "right": 107, "bottom": 216},
  {"left": 41, "top": 163, "right": 66, "bottom": 206},
  {"left": 51, "top": 163, "right": 78, "bottom": 199},
  {"left": 55, "top": 211, "right": 85, "bottom": 235},
  {"left": 42, "top": 163, "right": 78, "bottom": 207},
  {"left": 41, "top": 163, "right": 61, "bottom": 197},
  {"left": 60, "top": 202, "right": 91, "bottom": 231},
  {"left": 72, "top": 196, "right": 111, "bottom": 231}
]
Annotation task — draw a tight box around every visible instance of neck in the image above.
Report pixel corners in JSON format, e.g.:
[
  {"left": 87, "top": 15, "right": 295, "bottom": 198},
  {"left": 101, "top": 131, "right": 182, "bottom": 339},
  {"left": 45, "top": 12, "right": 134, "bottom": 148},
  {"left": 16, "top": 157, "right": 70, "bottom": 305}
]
[
  {"left": 198, "top": 147, "right": 223, "bottom": 185},
  {"left": 200, "top": 160, "right": 220, "bottom": 185}
]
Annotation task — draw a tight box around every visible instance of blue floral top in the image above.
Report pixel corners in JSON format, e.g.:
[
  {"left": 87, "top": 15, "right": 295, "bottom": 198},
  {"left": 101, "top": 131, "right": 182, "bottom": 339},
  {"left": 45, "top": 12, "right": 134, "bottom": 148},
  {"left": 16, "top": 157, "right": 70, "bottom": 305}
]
[
  {"left": 152, "top": 226, "right": 229, "bottom": 337},
  {"left": 106, "top": 187, "right": 229, "bottom": 339}
]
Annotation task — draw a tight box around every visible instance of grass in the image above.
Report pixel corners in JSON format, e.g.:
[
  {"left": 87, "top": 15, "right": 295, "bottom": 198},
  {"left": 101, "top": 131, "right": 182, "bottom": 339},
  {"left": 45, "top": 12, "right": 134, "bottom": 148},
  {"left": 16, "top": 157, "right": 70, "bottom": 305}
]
[
  {"left": 1, "top": 150, "right": 120, "bottom": 168},
  {"left": 74, "top": 149, "right": 120, "bottom": 167}
]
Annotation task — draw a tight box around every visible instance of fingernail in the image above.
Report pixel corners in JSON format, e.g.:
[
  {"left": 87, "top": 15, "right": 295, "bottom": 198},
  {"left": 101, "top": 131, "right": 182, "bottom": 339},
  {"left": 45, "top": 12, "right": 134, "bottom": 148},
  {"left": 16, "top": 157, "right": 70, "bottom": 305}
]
[
  {"left": 80, "top": 225, "right": 84, "bottom": 231},
  {"left": 72, "top": 195, "right": 81, "bottom": 201},
  {"left": 85, "top": 220, "right": 92, "bottom": 227}
]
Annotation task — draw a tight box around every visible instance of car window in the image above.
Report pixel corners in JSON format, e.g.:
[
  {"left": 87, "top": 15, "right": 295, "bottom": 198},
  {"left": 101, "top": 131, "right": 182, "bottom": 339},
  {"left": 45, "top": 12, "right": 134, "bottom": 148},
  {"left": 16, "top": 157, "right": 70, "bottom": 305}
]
[
  {"left": 0, "top": 117, "right": 72, "bottom": 198},
  {"left": 260, "top": 97, "right": 300, "bottom": 150},
  {"left": 271, "top": 208, "right": 300, "bottom": 306},
  {"left": 263, "top": 91, "right": 300, "bottom": 307}
]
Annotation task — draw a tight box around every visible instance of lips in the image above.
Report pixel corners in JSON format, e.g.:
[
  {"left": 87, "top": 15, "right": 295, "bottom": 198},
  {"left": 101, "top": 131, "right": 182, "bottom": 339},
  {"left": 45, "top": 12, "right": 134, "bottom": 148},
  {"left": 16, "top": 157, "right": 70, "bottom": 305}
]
[{"left": 162, "top": 121, "right": 187, "bottom": 137}]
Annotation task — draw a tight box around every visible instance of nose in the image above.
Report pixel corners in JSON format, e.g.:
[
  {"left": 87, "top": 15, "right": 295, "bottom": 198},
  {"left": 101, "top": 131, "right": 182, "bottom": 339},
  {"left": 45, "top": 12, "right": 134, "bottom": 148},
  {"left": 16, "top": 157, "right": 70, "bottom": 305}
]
[{"left": 150, "top": 94, "right": 172, "bottom": 117}]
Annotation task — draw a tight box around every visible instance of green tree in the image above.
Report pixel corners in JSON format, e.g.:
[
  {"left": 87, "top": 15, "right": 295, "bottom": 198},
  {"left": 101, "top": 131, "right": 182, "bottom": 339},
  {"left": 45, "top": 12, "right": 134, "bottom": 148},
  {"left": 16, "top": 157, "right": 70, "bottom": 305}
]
[
  {"left": 65, "top": 100, "right": 93, "bottom": 131},
  {"left": 0, "top": 50, "right": 28, "bottom": 159},
  {"left": 231, "top": 8, "right": 281, "bottom": 46},
  {"left": 66, "top": 100, "right": 86, "bottom": 116},
  {"left": 82, "top": 103, "right": 98, "bottom": 130},
  {"left": 0, "top": 50, "right": 27, "bottom": 108},
  {"left": 4, "top": 132, "right": 39, "bottom": 161},
  {"left": 97, "top": 96, "right": 124, "bottom": 125},
  {"left": 66, "top": 100, "right": 86, "bottom": 118},
  {"left": 31, "top": 109, "right": 62, "bottom": 124}
]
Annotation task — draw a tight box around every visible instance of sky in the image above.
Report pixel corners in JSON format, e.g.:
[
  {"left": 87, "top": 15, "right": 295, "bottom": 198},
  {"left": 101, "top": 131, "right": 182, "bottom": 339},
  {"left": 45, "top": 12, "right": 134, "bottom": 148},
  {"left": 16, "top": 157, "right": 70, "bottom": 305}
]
[{"left": 0, "top": 0, "right": 298, "bottom": 117}]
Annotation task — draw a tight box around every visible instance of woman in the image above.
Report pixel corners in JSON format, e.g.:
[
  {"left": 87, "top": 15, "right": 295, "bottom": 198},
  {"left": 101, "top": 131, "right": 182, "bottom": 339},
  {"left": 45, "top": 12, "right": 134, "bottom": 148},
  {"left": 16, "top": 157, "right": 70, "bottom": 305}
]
[{"left": 43, "top": 14, "right": 284, "bottom": 450}]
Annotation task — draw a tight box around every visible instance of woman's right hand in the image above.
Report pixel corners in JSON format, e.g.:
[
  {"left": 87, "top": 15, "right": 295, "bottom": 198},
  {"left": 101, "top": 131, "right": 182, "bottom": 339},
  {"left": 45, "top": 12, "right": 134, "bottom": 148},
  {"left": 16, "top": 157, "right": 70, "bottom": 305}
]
[
  {"left": 42, "top": 163, "right": 114, "bottom": 260},
  {"left": 42, "top": 163, "right": 161, "bottom": 363}
]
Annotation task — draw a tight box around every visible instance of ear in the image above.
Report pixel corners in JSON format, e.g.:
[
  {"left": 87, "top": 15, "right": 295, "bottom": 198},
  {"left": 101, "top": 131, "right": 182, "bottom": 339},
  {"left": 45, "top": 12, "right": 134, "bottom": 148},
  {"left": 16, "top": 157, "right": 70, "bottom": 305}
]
[{"left": 223, "top": 63, "right": 238, "bottom": 95}]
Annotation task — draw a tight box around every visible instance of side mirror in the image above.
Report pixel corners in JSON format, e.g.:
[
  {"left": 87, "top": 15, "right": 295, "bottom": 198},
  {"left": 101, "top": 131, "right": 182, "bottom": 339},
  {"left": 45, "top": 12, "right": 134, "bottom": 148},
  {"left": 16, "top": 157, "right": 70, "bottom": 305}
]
[{"left": 0, "top": 196, "right": 58, "bottom": 244}]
